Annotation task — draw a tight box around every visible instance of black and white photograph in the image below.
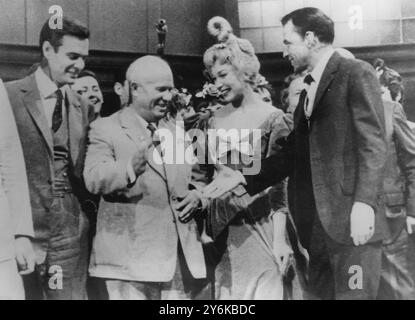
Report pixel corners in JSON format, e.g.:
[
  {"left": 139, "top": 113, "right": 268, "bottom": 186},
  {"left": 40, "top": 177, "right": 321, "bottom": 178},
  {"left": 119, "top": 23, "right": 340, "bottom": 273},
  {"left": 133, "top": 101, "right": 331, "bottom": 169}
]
[{"left": 1, "top": 0, "right": 415, "bottom": 304}]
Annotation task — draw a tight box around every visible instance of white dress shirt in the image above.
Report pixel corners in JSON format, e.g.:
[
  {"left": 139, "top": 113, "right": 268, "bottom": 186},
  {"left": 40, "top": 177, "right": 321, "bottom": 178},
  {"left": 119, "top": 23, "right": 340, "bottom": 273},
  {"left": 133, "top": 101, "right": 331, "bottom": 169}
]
[
  {"left": 34, "top": 67, "right": 64, "bottom": 128},
  {"left": 304, "top": 48, "right": 335, "bottom": 119}
]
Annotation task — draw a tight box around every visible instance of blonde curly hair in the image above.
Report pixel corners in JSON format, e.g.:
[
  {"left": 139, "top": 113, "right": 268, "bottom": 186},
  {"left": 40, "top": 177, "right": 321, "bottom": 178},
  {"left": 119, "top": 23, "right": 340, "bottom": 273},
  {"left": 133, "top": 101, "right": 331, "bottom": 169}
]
[{"left": 203, "top": 16, "right": 261, "bottom": 86}]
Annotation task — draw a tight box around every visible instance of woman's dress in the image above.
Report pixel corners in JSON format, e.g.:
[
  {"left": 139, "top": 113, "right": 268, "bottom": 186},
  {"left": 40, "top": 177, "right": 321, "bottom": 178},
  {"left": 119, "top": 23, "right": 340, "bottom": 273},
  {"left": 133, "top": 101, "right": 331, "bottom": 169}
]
[{"left": 192, "top": 108, "right": 294, "bottom": 300}]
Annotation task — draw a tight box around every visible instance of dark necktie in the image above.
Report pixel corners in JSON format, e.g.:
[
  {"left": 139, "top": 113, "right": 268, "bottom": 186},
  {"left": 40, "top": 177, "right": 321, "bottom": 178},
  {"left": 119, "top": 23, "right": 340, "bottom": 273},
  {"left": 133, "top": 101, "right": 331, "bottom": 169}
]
[
  {"left": 52, "top": 89, "right": 64, "bottom": 132},
  {"left": 147, "top": 123, "right": 161, "bottom": 148},
  {"left": 296, "top": 74, "right": 315, "bottom": 130},
  {"left": 300, "top": 74, "right": 315, "bottom": 119},
  {"left": 304, "top": 74, "right": 314, "bottom": 86}
]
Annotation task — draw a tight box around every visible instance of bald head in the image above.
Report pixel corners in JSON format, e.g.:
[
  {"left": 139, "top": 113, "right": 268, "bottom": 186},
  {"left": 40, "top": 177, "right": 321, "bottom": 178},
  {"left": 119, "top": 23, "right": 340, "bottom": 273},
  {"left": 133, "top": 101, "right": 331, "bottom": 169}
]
[
  {"left": 126, "top": 55, "right": 174, "bottom": 123},
  {"left": 126, "top": 55, "right": 173, "bottom": 85}
]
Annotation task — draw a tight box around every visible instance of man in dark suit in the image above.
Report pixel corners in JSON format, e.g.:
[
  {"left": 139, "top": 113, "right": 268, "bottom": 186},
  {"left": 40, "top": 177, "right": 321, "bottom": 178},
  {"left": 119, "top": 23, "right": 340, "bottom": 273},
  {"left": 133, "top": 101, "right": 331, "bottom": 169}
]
[
  {"left": 205, "top": 7, "right": 389, "bottom": 300},
  {"left": 6, "top": 17, "right": 91, "bottom": 299}
]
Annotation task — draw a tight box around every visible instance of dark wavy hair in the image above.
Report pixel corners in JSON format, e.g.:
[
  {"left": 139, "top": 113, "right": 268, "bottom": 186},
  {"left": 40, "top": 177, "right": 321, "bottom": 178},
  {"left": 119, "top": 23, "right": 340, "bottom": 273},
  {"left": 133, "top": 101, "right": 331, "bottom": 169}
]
[
  {"left": 281, "top": 7, "right": 335, "bottom": 44},
  {"left": 39, "top": 17, "right": 89, "bottom": 57}
]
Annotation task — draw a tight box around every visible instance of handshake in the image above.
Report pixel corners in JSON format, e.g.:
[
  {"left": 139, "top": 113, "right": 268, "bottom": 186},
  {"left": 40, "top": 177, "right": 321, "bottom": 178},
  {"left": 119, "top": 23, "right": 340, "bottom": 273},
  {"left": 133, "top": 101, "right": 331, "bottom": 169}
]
[
  {"left": 202, "top": 165, "right": 247, "bottom": 199},
  {"left": 131, "top": 139, "right": 246, "bottom": 224},
  {"left": 175, "top": 165, "right": 246, "bottom": 224}
]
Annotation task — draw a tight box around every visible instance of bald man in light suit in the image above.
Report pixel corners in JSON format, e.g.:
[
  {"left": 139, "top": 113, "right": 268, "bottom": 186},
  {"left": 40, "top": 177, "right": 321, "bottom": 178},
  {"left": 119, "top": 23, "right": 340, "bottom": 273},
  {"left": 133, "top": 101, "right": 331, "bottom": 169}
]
[
  {"left": 0, "top": 79, "right": 35, "bottom": 300},
  {"left": 84, "top": 56, "right": 207, "bottom": 300}
]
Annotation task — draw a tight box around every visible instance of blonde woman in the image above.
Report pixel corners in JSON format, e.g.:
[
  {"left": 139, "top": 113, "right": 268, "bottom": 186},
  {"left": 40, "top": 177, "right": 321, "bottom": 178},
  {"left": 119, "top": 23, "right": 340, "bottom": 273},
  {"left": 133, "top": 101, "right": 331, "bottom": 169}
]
[{"left": 192, "top": 17, "right": 297, "bottom": 300}]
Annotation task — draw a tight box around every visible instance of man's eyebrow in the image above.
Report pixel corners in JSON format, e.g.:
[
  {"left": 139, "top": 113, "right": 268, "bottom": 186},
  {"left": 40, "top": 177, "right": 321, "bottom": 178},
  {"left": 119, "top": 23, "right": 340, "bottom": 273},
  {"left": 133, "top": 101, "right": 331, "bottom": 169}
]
[{"left": 67, "top": 52, "right": 89, "bottom": 58}]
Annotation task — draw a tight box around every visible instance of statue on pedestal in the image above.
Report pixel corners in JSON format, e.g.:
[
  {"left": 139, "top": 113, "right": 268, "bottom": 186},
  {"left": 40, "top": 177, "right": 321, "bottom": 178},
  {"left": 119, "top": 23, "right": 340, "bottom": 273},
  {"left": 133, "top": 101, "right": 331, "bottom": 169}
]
[{"left": 156, "top": 19, "right": 168, "bottom": 55}]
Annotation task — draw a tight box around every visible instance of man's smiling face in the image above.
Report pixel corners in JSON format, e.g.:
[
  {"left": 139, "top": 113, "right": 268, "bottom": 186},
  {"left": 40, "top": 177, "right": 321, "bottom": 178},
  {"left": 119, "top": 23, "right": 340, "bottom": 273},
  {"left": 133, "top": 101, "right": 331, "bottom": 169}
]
[
  {"left": 44, "top": 35, "right": 89, "bottom": 86},
  {"left": 282, "top": 20, "right": 310, "bottom": 73}
]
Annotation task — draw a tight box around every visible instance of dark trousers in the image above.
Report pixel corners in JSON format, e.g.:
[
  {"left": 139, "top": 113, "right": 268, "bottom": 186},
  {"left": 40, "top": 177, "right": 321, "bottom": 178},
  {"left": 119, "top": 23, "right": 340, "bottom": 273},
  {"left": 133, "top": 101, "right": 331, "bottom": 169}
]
[
  {"left": 306, "top": 216, "right": 383, "bottom": 300},
  {"left": 23, "top": 193, "right": 89, "bottom": 300},
  {"left": 377, "top": 227, "right": 415, "bottom": 300}
]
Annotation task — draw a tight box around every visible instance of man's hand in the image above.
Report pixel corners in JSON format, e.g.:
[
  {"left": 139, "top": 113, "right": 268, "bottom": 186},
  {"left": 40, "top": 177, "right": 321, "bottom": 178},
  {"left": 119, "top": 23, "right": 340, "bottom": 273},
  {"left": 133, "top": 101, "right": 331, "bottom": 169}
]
[
  {"left": 350, "top": 202, "right": 375, "bottom": 246},
  {"left": 15, "top": 237, "right": 36, "bottom": 275},
  {"left": 176, "top": 190, "right": 204, "bottom": 224},
  {"left": 131, "top": 138, "right": 152, "bottom": 176},
  {"left": 406, "top": 216, "right": 415, "bottom": 235},
  {"left": 203, "top": 165, "right": 245, "bottom": 199},
  {"left": 273, "top": 239, "right": 293, "bottom": 275},
  {"left": 271, "top": 210, "right": 293, "bottom": 275}
]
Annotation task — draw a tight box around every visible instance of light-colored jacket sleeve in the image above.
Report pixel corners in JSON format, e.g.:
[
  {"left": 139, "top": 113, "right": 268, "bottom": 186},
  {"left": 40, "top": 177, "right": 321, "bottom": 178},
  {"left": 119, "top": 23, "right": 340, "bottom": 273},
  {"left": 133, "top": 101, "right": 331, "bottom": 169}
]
[
  {"left": 83, "top": 119, "right": 143, "bottom": 196},
  {"left": 0, "top": 79, "right": 34, "bottom": 238}
]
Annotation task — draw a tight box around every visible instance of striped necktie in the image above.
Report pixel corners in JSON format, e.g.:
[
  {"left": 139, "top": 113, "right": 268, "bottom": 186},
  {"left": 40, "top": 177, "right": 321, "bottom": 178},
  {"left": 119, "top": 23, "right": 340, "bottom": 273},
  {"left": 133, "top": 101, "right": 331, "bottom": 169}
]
[{"left": 147, "top": 123, "right": 161, "bottom": 148}]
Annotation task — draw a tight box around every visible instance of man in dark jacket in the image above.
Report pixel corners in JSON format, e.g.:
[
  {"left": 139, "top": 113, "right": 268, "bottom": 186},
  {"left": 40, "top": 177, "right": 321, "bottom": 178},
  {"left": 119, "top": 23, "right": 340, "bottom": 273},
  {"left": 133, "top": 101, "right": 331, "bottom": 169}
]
[{"left": 204, "top": 7, "right": 389, "bottom": 300}]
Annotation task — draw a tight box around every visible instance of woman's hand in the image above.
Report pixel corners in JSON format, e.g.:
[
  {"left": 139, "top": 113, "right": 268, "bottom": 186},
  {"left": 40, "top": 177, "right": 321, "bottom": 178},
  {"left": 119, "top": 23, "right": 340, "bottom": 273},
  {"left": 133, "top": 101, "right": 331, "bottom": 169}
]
[{"left": 203, "top": 165, "right": 246, "bottom": 199}]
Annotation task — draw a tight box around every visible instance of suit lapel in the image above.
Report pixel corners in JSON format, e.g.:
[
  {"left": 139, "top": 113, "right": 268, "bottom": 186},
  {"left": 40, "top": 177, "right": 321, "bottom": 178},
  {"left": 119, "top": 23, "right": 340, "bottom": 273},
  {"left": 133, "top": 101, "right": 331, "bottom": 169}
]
[
  {"left": 119, "top": 107, "right": 167, "bottom": 181},
  {"left": 21, "top": 75, "right": 53, "bottom": 158},
  {"left": 311, "top": 52, "right": 341, "bottom": 116},
  {"left": 120, "top": 107, "right": 147, "bottom": 147}
]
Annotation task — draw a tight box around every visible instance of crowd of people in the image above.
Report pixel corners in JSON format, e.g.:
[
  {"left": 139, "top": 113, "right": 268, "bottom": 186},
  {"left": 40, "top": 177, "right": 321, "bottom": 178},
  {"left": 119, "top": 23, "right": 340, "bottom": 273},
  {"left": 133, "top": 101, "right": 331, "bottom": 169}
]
[{"left": 1, "top": 6, "right": 415, "bottom": 300}]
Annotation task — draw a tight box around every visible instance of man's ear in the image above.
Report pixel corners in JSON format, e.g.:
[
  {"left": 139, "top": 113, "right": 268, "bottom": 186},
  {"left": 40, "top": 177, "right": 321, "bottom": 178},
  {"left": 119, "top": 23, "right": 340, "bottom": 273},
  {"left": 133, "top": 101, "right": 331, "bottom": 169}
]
[
  {"left": 304, "top": 31, "right": 317, "bottom": 49},
  {"left": 42, "top": 41, "right": 55, "bottom": 59},
  {"left": 113, "top": 82, "right": 122, "bottom": 95}
]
